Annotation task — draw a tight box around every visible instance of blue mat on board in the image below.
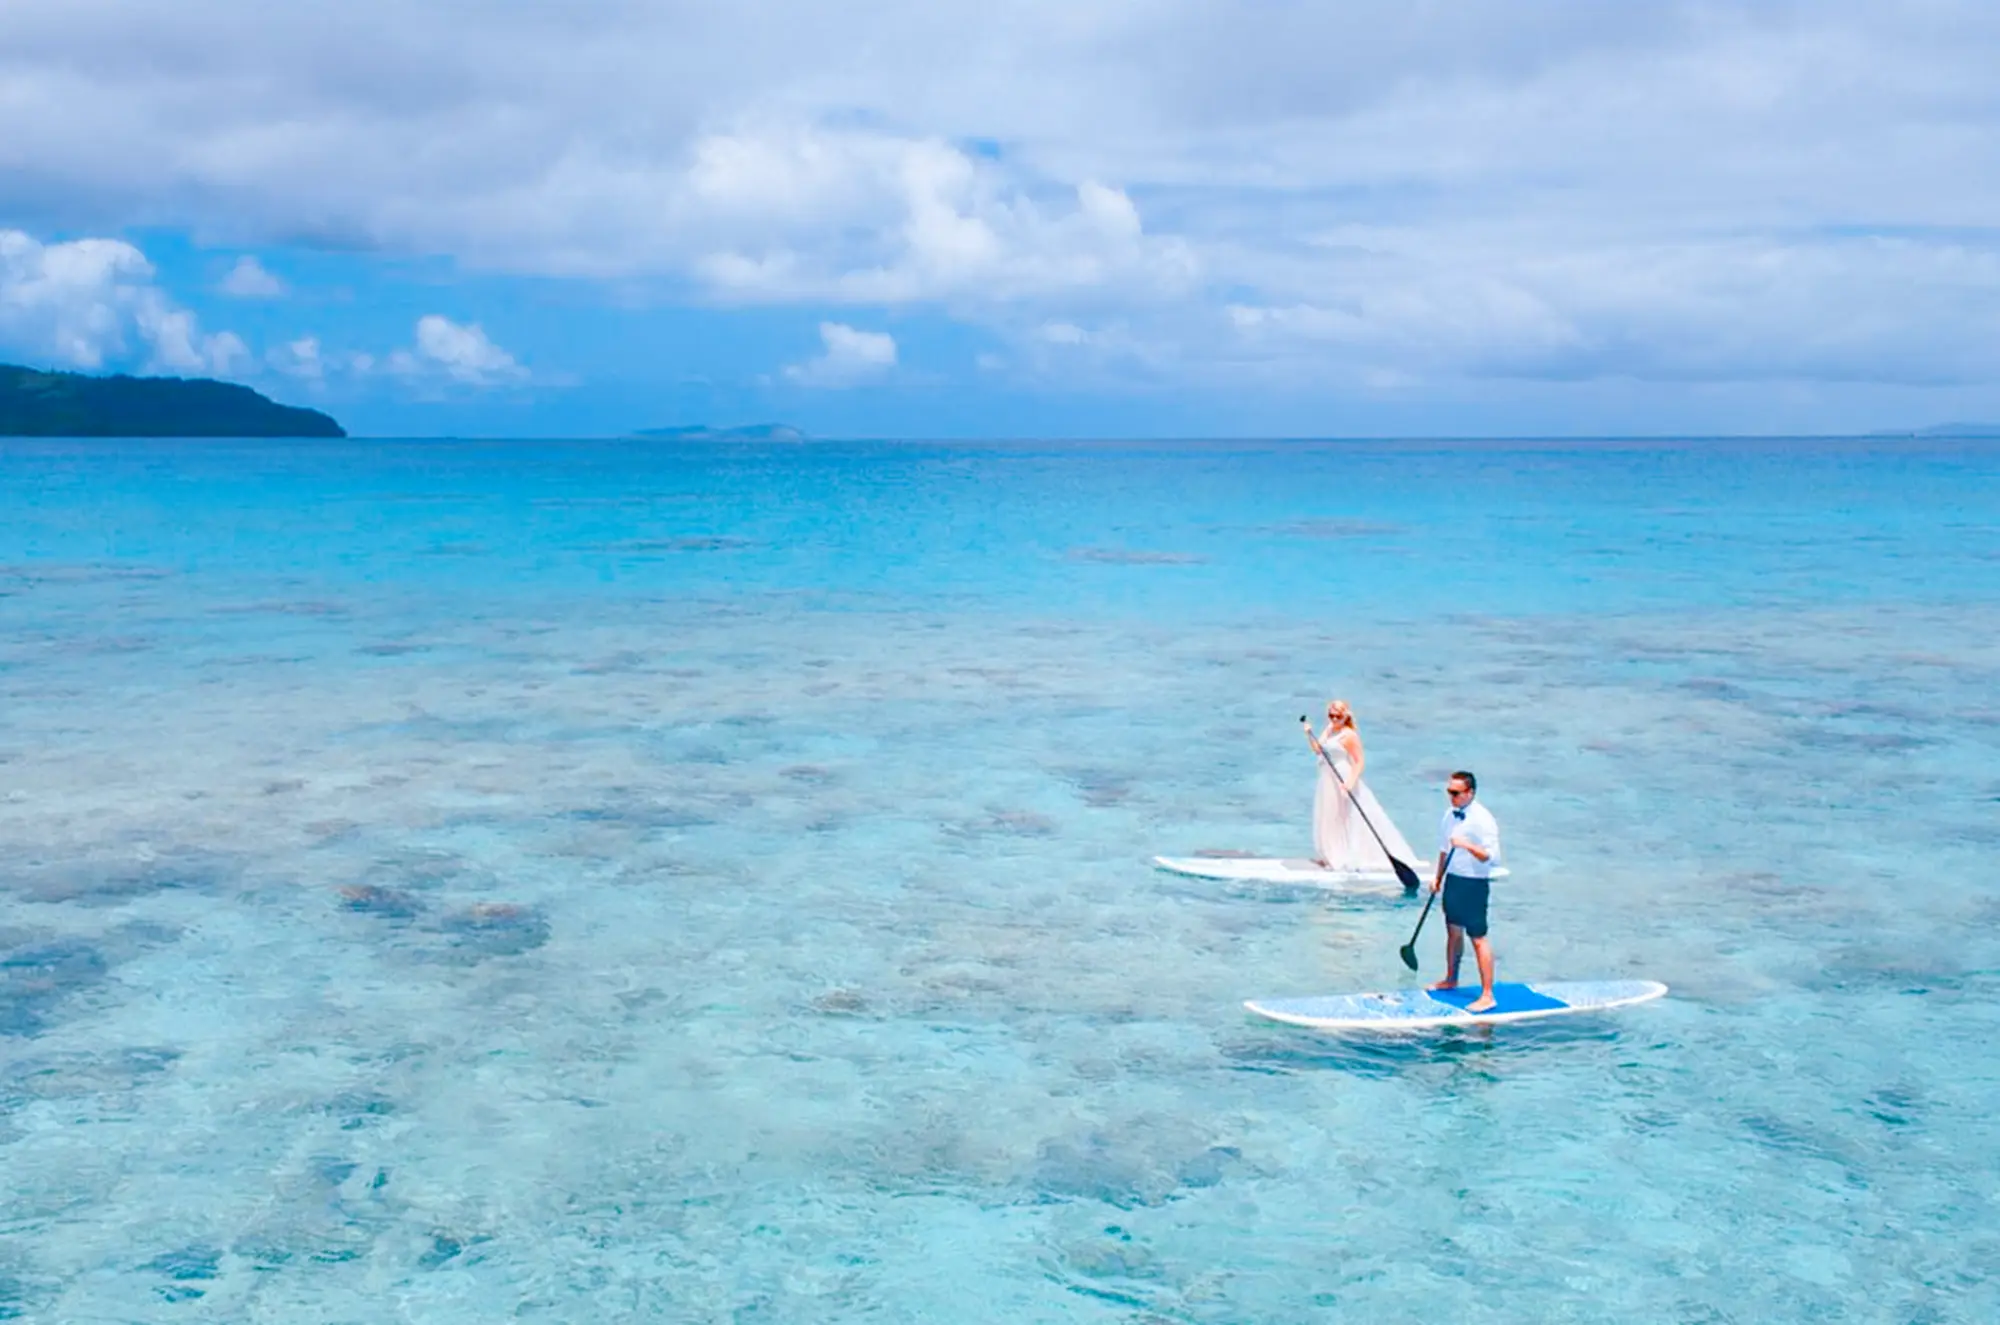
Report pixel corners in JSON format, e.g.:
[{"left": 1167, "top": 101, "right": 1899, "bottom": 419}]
[{"left": 1426, "top": 982, "right": 1569, "bottom": 1014}]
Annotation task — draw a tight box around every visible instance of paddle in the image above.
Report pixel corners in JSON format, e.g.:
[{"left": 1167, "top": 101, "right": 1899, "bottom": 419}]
[
  {"left": 1398, "top": 845, "right": 1454, "bottom": 971},
  {"left": 1299, "top": 716, "right": 1423, "bottom": 892}
]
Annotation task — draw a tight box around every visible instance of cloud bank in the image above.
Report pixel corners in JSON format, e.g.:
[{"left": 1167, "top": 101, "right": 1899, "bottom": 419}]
[
  {"left": 4, "top": 2, "right": 2000, "bottom": 395},
  {"left": 1, "top": 224, "right": 531, "bottom": 396}
]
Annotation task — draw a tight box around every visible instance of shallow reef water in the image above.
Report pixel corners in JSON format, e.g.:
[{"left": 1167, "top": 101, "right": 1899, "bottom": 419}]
[{"left": 1, "top": 437, "right": 1997, "bottom": 1320}]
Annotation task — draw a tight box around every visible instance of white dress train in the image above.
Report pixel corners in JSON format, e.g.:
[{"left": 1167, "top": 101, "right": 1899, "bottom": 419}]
[{"left": 1311, "top": 738, "right": 1418, "bottom": 871}]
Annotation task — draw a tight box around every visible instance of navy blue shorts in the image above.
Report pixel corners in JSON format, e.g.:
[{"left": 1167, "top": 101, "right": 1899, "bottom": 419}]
[{"left": 1442, "top": 875, "right": 1490, "bottom": 939}]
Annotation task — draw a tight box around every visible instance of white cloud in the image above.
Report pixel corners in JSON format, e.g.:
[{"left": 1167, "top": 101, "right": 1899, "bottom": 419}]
[
  {"left": 379, "top": 314, "right": 528, "bottom": 387},
  {"left": 0, "top": 230, "right": 147, "bottom": 368},
  {"left": 0, "top": 228, "right": 246, "bottom": 374},
  {"left": 268, "top": 334, "right": 323, "bottom": 379},
  {"left": 139, "top": 303, "right": 250, "bottom": 375},
  {"left": 219, "top": 255, "right": 286, "bottom": 298},
  {"left": 783, "top": 321, "right": 897, "bottom": 388},
  {"left": 414, "top": 313, "right": 523, "bottom": 383},
  {"left": 688, "top": 128, "right": 1195, "bottom": 306},
  {"left": 1038, "top": 321, "right": 1088, "bottom": 345}
]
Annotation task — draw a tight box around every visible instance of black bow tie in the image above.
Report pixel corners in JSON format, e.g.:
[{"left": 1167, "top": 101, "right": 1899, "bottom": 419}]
[{"left": 1452, "top": 809, "right": 1465, "bottom": 820}]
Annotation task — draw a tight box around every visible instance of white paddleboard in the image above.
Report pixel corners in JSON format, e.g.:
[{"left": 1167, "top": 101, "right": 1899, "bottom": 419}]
[
  {"left": 1245, "top": 979, "right": 1667, "bottom": 1031},
  {"left": 1153, "top": 855, "right": 1509, "bottom": 889}
]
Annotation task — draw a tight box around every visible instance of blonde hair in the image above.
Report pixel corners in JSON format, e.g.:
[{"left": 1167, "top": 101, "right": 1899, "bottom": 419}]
[{"left": 1326, "top": 699, "right": 1356, "bottom": 730}]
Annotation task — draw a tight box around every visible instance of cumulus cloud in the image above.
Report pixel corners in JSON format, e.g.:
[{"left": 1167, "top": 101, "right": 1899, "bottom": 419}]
[
  {"left": 267, "top": 334, "right": 323, "bottom": 379},
  {"left": 687, "top": 127, "right": 1195, "bottom": 306},
  {"left": 0, "top": 228, "right": 246, "bottom": 374},
  {"left": 266, "top": 320, "right": 531, "bottom": 390},
  {"left": 218, "top": 255, "right": 286, "bottom": 298},
  {"left": 5, "top": 2, "right": 2000, "bottom": 393},
  {"left": 783, "top": 321, "right": 897, "bottom": 387},
  {"left": 141, "top": 305, "right": 249, "bottom": 375},
  {"left": 382, "top": 315, "right": 528, "bottom": 387}
]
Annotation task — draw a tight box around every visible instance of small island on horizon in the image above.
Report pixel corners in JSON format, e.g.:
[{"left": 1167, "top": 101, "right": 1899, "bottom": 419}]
[
  {"left": 0, "top": 363, "right": 345, "bottom": 438},
  {"left": 1909, "top": 422, "right": 2000, "bottom": 438},
  {"left": 631, "top": 423, "right": 808, "bottom": 442},
  {"left": 1864, "top": 421, "right": 2000, "bottom": 439}
]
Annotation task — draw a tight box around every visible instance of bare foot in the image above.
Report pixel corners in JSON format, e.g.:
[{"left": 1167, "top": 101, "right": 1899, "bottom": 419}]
[
  {"left": 1428, "top": 980, "right": 1458, "bottom": 992},
  {"left": 1466, "top": 993, "right": 1497, "bottom": 1013}
]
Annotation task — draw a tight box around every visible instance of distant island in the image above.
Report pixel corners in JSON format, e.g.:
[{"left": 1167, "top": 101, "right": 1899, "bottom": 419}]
[
  {"left": 1913, "top": 422, "right": 2000, "bottom": 438},
  {"left": 0, "top": 363, "right": 345, "bottom": 438},
  {"left": 1867, "top": 422, "right": 2000, "bottom": 439},
  {"left": 632, "top": 423, "right": 807, "bottom": 442}
]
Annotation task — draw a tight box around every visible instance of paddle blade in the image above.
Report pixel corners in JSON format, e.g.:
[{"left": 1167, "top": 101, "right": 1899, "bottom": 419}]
[
  {"left": 1390, "top": 857, "right": 1422, "bottom": 891},
  {"left": 1398, "top": 888, "right": 1435, "bottom": 972}
]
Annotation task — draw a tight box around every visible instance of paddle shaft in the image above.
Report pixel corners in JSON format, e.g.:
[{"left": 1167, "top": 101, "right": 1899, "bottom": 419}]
[
  {"left": 1400, "top": 844, "right": 1454, "bottom": 963},
  {"left": 1301, "top": 717, "right": 1422, "bottom": 891}
]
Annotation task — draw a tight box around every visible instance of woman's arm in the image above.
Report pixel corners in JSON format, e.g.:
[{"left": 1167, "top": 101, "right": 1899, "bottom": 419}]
[{"left": 1337, "top": 730, "right": 1364, "bottom": 790}]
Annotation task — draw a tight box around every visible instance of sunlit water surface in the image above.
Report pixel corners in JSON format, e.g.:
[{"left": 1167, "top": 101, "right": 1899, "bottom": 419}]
[{"left": 3, "top": 438, "right": 1998, "bottom": 1321}]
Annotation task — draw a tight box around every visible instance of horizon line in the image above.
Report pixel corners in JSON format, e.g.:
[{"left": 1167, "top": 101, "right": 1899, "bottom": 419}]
[{"left": 309, "top": 429, "right": 2000, "bottom": 444}]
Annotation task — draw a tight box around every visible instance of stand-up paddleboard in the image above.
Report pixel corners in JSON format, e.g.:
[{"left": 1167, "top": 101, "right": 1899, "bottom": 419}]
[
  {"left": 1245, "top": 979, "right": 1666, "bottom": 1031},
  {"left": 1153, "top": 855, "right": 1509, "bottom": 889}
]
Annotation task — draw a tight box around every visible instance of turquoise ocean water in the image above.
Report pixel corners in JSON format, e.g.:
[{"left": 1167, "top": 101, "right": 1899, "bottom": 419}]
[{"left": 3, "top": 437, "right": 1998, "bottom": 1321}]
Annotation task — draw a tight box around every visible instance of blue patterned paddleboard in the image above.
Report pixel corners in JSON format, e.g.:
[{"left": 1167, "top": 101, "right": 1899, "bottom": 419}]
[{"left": 1245, "top": 979, "right": 1667, "bottom": 1031}]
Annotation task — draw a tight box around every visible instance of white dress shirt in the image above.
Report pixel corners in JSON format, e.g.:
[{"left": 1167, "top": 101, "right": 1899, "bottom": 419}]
[{"left": 1438, "top": 800, "right": 1501, "bottom": 879}]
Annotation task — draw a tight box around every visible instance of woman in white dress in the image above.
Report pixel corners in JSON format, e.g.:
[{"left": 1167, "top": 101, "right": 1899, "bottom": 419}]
[{"left": 1307, "top": 700, "right": 1418, "bottom": 872}]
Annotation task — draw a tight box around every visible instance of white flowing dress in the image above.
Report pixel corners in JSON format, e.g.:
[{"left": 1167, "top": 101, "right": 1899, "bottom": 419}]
[{"left": 1311, "top": 731, "right": 1419, "bottom": 872}]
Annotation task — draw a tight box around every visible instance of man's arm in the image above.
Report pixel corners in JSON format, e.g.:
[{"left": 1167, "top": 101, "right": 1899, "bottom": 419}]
[{"left": 1448, "top": 814, "right": 1498, "bottom": 861}]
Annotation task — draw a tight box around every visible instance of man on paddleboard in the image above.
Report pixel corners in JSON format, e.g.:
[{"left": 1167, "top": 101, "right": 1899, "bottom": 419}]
[{"left": 1430, "top": 771, "right": 1502, "bottom": 1013}]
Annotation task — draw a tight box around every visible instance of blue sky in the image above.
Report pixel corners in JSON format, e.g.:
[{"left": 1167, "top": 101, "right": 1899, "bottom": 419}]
[{"left": 5, "top": 1, "right": 2000, "bottom": 438}]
